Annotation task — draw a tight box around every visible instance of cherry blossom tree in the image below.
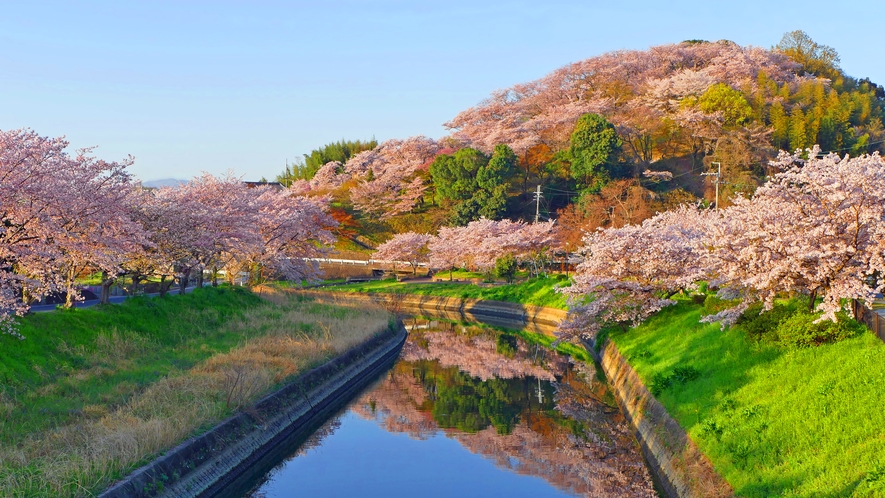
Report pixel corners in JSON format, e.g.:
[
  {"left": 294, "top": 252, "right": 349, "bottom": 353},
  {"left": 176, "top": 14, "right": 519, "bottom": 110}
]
[
  {"left": 134, "top": 184, "right": 205, "bottom": 294},
  {"left": 0, "top": 130, "right": 71, "bottom": 332},
  {"left": 428, "top": 226, "right": 464, "bottom": 281},
  {"left": 0, "top": 129, "right": 146, "bottom": 332},
  {"left": 445, "top": 41, "right": 800, "bottom": 159},
  {"left": 308, "top": 161, "right": 347, "bottom": 191},
  {"left": 347, "top": 136, "right": 443, "bottom": 217},
  {"left": 373, "top": 232, "right": 431, "bottom": 274},
  {"left": 237, "top": 188, "right": 336, "bottom": 285},
  {"left": 559, "top": 145, "right": 885, "bottom": 341},
  {"left": 556, "top": 205, "right": 711, "bottom": 344},
  {"left": 703, "top": 147, "right": 885, "bottom": 323},
  {"left": 188, "top": 174, "right": 269, "bottom": 288},
  {"left": 43, "top": 150, "right": 148, "bottom": 307},
  {"left": 427, "top": 219, "right": 561, "bottom": 278}
]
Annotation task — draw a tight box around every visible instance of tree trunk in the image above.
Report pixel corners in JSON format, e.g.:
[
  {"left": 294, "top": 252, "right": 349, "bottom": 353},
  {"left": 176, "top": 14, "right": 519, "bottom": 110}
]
[
  {"left": 178, "top": 270, "right": 190, "bottom": 295},
  {"left": 212, "top": 266, "right": 219, "bottom": 287},
  {"left": 196, "top": 266, "right": 204, "bottom": 288},
  {"left": 133, "top": 274, "right": 143, "bottom": 295},
  {"left": 100, "top": 271, "right": 114, "bottom": 304},
  {"left": 64, "top": 267, "right": 76, "bottom": 308},
  {"left": 808, "top": 288, "right": 818, "bottom": 312}
]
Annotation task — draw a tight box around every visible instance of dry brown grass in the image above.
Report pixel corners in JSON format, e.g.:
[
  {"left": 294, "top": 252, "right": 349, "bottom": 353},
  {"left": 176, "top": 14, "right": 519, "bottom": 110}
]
[{"left": 0, "top": 289, "right": 391, "bottom": 497}]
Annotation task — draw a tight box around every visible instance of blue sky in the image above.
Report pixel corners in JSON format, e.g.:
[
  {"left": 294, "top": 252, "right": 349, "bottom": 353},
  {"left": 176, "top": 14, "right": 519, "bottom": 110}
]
[{"left": 1, "top": 1, "right": 882, "bottom": 182}]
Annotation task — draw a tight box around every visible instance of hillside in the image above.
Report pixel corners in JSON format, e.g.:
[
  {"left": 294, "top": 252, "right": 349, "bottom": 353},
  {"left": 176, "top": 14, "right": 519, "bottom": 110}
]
[{"left": 278, "top": 33, "right": 885, "bottom": 248}]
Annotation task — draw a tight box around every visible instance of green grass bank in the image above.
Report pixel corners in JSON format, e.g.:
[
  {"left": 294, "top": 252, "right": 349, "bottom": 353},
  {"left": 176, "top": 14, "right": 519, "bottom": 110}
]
[
  {"left": 320, "top": 274, "right": 570, "bottom": 310},
  {"left": 606, "top": 299, "right": 885, "bottom": 497},
  {"left": 0, "top": 286, "right": 391, "bottom": 497}
]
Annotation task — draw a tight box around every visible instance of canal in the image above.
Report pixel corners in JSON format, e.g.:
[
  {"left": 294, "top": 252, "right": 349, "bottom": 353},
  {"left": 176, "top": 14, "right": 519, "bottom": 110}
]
[{"left": 221, "top": 317, "right": 656, "bottom": 497}]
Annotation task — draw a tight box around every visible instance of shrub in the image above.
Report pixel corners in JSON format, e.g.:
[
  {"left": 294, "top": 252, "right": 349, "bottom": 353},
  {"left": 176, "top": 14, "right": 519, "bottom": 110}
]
[
  {"left": 737, "top": 302, "right": 797, "bottom": 341},
  {"left": 494, "top": 254, "right": 518, "bottom": 284},
  {"left": 774, "top": 310, "right": 863, "bottom": 349}
]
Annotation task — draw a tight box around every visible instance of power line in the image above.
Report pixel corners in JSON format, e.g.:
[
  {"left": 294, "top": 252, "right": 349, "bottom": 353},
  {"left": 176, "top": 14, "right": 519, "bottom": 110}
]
[{"left": 815, "top": 138, "right": 885, "bottom": 156}]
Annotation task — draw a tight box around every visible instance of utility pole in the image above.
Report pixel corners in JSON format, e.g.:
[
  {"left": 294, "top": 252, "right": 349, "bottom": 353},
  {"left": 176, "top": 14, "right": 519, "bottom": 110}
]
[
  {"left": 533, "top": 184, "right": 543, "bottom": 223},
  {"left": 701, "top": 162, "right": 721, "bottom": 210}
]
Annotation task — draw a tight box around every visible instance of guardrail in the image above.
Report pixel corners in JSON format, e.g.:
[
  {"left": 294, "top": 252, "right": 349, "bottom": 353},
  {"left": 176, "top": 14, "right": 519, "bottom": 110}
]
[{"left": 852, "top": 300, "right": 885, "bottom": 344}]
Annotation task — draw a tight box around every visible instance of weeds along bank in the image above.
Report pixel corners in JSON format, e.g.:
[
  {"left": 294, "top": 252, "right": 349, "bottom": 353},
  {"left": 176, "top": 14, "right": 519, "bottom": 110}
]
[
  {"left": 603, "top": 297, "right": 885, "bottom": 497},
  {"left": 0, "top": 286, "right": 392, "bottom": 497}
]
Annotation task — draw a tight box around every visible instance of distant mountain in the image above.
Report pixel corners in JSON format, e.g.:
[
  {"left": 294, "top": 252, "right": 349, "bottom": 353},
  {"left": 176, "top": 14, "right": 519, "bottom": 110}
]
[{"left": 141, "top": 178, "right": 187, "bottom": 188}]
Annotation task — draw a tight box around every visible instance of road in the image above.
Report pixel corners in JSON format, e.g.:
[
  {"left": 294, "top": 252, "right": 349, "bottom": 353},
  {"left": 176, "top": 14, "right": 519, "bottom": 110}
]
[{"left": 29, "top": 286, "right": 198, "bottom": 313}]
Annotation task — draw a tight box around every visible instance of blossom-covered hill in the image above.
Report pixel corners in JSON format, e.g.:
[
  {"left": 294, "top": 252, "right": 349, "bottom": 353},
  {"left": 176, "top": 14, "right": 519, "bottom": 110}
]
[{"left": 280, "top": 35, "right": 885, "bottom": 244}]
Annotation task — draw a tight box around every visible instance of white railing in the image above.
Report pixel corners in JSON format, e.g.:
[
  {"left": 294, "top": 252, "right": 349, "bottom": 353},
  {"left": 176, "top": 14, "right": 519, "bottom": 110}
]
[{"left": 304, "top": 257, "right": 428, "bottom": 267}]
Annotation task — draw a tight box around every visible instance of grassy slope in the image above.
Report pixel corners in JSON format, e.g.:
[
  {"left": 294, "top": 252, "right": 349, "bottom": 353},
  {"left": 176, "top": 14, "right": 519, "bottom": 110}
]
[
  {"left": 608, "top": 300, "right": 885, "bottom": 497},
  {"left": 0, "top": 286, "right": 391, "bottom": 496},
  {"left": 1, "top": 287, "right": 267, "bottom": 434},
  {"left": 324, "top": 275, "right": 570, "bottom": 310}
]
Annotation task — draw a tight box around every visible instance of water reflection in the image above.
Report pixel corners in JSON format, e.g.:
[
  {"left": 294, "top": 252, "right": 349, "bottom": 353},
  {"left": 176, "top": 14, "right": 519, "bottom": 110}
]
[{"left": 242, "top": 318, "right": 655, "bottom": 497}]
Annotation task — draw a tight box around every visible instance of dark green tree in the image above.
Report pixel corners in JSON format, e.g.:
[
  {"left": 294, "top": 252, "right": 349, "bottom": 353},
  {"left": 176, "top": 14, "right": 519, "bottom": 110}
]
[
  {"left": 494, "top": 254, "right": 518, "bottom": 284},
  {"left": 569, "top": 113, "right": 622, "bottom": 189},
  {"left": 430, "top": 145, "right": 516, "bottom": 225}
]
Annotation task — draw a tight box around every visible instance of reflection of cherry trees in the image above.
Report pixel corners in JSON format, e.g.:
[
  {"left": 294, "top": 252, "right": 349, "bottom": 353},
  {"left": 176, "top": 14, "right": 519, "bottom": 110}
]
[
  {"left": 352, "top": 369, "right": 437, "bottom": 439},
  {"left": 350, "top": 323, "right": 654, "bottom": 496},
  {"left": 402, "top": 325, "right": 558, "bottom": 381},
  {"left": 452, "top": 422, "right": 654, "bottom": 497}
]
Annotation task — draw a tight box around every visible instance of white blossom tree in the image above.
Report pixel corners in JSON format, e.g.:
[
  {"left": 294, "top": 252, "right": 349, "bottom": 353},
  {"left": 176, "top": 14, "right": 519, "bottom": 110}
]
[{"left": 373, "top": 232, "right": 432, "bottom": 274}]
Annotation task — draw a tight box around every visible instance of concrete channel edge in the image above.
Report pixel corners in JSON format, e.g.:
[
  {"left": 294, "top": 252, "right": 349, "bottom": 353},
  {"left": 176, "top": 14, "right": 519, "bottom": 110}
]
[
  {"left": 589, "top": 338, "right": 734, "bottom": 498},
  {"left": 99, "top": 324, "right": 407, "bottom": 498}
]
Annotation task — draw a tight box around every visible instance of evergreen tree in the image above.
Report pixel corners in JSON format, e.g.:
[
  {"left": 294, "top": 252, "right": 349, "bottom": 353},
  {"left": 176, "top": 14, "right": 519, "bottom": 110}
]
[
  {"left": 569, "top": 113, "right": 622, "bottom": 188},
  {"left": 430, "top": 145, "right": 516, "bottom": 225}
]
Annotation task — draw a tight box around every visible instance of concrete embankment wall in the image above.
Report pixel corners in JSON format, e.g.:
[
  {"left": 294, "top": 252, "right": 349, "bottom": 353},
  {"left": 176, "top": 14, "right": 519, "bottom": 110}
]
[
  {"left": 100, "top": 325, "right": 407, "bottom": 498},
  {"left": 590, "top": 338, "right": 733, "bottom": 498}
]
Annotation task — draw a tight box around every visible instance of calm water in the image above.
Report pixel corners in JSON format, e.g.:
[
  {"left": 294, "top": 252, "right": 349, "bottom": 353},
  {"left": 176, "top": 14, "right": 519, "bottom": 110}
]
[{"left": 230, "top": 318, "right": 656, "bottom": 497}]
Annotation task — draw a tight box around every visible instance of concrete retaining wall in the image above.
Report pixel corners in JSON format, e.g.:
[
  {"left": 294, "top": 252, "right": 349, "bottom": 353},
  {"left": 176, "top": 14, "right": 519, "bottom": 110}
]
[
  {"left": 590, "top": 338, "right": 733, "bottom": 498},
  {"left": 100, "top": 325, "right": 407, "bottom": 498}
]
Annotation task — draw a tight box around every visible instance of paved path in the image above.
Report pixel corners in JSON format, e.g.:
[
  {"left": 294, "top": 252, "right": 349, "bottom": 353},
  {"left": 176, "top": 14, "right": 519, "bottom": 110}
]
[{"left": 29, "top": 286, "right": 198, "bottom": 313}]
